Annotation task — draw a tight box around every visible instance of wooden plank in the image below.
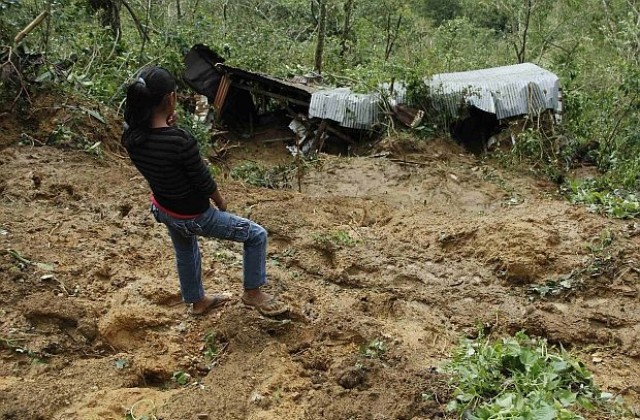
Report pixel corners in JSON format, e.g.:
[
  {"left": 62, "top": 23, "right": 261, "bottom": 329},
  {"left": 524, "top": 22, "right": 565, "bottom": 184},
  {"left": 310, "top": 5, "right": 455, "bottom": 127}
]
[
  {"left": 261, "top": 137, "right": 296, "bottom": 144},
  {"left": 230, "top": 82, "right": 310, "bottom": 107}
]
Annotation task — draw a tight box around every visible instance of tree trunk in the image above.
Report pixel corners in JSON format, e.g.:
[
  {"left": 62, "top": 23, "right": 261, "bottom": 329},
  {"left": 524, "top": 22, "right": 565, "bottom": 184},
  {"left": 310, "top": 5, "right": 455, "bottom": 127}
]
[
  {"left": 384, "top": 14, "right": 401, "bottom": 61},
  {"left": 340, "top": 0, "right": 354, "bottom": 57},
  {"left": 139, "top": 0, "right": 152, "bottom": 58},
  {"left": 314, "top": 0, "right": 327, "bottom": 73},
  {"left": 517, "top": 0, "right": 533, "bottom": 63}
]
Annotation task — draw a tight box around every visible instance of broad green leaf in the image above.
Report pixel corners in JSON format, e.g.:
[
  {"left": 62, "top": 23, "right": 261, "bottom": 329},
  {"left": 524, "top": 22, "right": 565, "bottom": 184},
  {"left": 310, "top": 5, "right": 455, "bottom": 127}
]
[
  {"left": 599, "top": 392, "right": 613, "bottom": 400},
  {"left": 551, "top": 360, "right": 569, "bottom": 373},
  {"left": 519, "top": 349, "right": 537, "bottom": 370},
  {"left": 556, "top": 389, "right": 577, "bottom": 407},
  {"left": 495, "top": 393, "right": 515, "bottom": 409},
  {"left": 531, "top": 403, "right": 557, "bottom": 420}
]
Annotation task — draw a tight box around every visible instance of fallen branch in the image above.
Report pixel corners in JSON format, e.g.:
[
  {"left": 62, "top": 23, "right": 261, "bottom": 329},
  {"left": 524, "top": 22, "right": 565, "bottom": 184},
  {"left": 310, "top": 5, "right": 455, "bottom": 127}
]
[{"left": 14, "top": 11, "right": 49, "bottom": 44}]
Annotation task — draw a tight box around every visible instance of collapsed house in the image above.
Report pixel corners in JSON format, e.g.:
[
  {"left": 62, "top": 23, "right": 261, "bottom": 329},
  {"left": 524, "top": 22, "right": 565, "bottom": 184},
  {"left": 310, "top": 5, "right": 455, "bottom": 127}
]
[
  {"left": 183, "top": 44, "right": 560, "bottom": 155},
  {"left": 183, "top": 44, "right": 405, "bottom": 155},
  {"left": 426, "top": 63, "right": 562, "bottom": 153},
  {"left": 183, "top": 44, "right": 424, "bottom": 154}
]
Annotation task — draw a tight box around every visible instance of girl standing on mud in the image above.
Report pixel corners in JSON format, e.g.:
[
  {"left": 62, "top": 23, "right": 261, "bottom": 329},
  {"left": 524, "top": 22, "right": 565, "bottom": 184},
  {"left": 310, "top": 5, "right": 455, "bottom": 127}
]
[{"left": 122, "top": 66, "right": 288, "bottom": 317}]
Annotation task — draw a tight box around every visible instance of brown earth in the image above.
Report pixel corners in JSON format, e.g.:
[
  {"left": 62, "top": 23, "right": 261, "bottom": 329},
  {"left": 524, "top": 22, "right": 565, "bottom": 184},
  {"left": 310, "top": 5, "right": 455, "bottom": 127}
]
[{"left": 1, "top": 104, "right": 640, "bottom": 420}]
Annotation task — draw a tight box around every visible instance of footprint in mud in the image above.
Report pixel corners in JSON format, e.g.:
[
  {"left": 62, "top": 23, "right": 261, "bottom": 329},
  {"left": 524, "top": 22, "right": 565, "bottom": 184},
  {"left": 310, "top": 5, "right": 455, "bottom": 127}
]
[
  {"left": 21, "top": 293, "right": 97, "bottom": 335},
  {"left": 98, "top": 305, "right": 172, "bottom": 351},
  {"left": 138, "top": 284, "right": 184, "bottom": 307}
]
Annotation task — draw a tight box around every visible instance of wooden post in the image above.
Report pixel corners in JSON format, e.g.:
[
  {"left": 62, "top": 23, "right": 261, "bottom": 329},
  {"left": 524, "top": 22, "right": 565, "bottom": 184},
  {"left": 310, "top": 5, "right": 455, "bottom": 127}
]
[
  {"left": 295, "top": 133, "right": 303, "bottom": 193},
  {"left": 213, "top": 74, "right": 232, "bottom": 125},
  {"left": 314, "top": 119, "right": 329, "bottom": 154}
]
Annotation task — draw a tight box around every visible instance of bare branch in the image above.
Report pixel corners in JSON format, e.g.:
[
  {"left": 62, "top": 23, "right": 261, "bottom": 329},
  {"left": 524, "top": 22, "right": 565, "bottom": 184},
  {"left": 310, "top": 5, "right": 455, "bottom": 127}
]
[
  {"left": 1, "top": 46, "right": 32, "bottom": 106},
  {"left": 120, "top": 0, "right": 150, "bottom": 42}
]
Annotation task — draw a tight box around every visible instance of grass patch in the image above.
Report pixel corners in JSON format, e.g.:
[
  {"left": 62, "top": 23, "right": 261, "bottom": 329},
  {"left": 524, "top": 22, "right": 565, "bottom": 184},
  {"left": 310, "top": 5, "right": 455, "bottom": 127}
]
[{"left": 445, "top": 331, "right": 622, "bottom": 419}]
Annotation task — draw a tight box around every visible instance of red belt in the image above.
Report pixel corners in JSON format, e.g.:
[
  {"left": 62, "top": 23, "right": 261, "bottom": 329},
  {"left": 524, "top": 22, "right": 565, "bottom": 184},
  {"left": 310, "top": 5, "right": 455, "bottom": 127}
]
[{"left": 150, "top": 195, "right": 203, "bottom": 220}]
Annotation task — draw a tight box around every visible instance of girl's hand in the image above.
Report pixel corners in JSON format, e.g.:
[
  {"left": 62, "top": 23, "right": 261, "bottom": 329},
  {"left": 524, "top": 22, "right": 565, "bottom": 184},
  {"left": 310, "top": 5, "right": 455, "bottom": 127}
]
[
  {"left": 210, "top": 190, "right": 227, "bottom": 211},
  {"left": 167, "top": 111, "right": 178, "bottom": 126},
  {"left": 216, "top": 197, "right": 227, "bottom": 212}
]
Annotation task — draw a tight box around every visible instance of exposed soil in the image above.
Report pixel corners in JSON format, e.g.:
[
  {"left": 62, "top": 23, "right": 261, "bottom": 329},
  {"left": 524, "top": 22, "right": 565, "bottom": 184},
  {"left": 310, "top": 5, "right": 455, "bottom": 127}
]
[{"left": 1, "top": 104, "right": 640, "bottom": 420}]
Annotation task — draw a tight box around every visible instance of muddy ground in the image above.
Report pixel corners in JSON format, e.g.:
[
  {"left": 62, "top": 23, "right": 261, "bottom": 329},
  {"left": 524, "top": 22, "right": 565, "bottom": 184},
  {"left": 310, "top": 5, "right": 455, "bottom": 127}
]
[{"left": 1, "top": 106, "right": 640, "bottom": 419}]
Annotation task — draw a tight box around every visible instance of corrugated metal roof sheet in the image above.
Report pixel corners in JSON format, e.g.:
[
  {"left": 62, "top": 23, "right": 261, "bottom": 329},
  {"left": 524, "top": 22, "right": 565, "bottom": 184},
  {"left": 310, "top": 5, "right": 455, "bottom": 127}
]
[
  {"left": 309, "top": 88, "right": 381, "bottom": 129},
  {"left": 426, "top": 63, "right": 560, "bottom": 120}
]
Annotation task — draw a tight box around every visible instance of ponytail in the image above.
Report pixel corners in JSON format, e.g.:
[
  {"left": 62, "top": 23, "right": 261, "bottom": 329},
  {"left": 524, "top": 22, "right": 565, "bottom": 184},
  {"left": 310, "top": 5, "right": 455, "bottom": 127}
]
[
  {"left": 122, "top": 67, "right": 177, "bottom": 148},
  {"left": 122, "top": 79, "right": 153, "bottom": 147}
]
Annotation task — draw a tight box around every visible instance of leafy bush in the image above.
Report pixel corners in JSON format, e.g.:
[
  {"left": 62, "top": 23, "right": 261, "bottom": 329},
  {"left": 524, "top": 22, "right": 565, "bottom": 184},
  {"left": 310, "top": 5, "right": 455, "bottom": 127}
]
[
  {"left": 446, "top": 332, "right": 617, "bottom": 419},
  {"left": 566, "top": 179, "right": 640, "bottom": 219}
]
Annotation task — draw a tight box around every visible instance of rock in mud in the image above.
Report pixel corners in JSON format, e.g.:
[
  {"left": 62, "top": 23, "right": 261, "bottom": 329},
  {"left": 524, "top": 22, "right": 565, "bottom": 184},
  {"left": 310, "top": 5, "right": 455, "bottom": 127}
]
[{"left": 337, "top": 367, "right": 366, "bottom": 389}]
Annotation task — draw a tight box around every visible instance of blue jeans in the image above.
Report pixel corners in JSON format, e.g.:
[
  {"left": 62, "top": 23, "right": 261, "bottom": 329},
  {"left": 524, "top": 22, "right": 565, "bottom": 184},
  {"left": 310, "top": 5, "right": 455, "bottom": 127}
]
[{"left": 151, "top": 204, "right": 267, "bottom": 303}]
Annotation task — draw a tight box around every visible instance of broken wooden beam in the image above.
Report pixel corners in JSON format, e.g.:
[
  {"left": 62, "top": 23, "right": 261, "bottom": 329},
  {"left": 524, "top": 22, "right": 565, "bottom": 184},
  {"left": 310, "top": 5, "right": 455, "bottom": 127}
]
[
  {"left": 231, "top": 82, "right": 310, "bottom": 107},
  {"left": 393, "top": 104, "right": 424, "bottom": 128}
]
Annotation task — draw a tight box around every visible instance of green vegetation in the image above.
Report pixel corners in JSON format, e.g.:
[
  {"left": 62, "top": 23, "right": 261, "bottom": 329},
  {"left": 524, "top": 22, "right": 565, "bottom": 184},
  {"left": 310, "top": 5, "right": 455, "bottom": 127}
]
[
  {"left": 566, "top": 180, "right": 640, "bottom": 219},
  {"left": 171, "top": 370, "right": 191, "bottom": 386},
  {"left": 0, "top": 0, "right": 638, "bottom": 215},
  {"left": 203, "top": 330, "right": 226, "bottom": 362},
  {"left": 230, "top": 161, "right": 296, "bottom": 189},
  {"left": 359, "top": 338, "right": 386, "bottom": 358},
  {"left": 312, "top": 229, "right": 360, "bottom": 247},
  {"left": 446, "top": 331, "right": 622, "bottom": 419}
]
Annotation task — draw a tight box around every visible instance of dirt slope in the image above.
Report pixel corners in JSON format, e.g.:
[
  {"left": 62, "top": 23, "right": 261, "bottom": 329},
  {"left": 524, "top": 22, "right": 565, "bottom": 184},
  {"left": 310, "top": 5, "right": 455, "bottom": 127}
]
[{"left": 1, "top": 132, "right": 639, "bottom": 419}]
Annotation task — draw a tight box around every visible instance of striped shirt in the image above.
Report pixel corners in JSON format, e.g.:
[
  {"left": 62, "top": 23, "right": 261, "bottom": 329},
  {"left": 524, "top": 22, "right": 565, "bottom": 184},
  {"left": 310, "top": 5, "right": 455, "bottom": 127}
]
[{"left": 126, "top": 127, "right": 217, "bottom": 215}]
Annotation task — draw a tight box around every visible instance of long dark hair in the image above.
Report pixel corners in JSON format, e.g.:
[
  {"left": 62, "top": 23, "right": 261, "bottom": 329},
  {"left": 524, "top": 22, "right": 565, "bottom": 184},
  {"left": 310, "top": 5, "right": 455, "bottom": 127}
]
[{"left": 122, "top": 66, "right": 177, "bottom": 148}]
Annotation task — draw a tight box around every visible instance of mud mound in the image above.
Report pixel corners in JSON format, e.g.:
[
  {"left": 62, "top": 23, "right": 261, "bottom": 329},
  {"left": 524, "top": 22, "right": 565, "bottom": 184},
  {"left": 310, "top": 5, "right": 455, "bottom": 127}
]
[
  {"left": 438, "top": 219, "right": 565, "bottom": 284},
  {"left": 20, "top": 292, "right": 98, "bottom": 349},
  {"left": 2, "top": 137, "right": 640, "bottom": 418},
  {"left": 0, "top": 92, "right": 124, "bottom": 154}
]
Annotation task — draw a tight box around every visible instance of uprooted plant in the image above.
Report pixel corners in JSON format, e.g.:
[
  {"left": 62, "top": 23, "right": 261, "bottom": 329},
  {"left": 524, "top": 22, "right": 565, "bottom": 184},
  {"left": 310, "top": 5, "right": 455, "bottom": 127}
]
[{"left": 445, "top": 331, "right": 628, "bottom": 419}]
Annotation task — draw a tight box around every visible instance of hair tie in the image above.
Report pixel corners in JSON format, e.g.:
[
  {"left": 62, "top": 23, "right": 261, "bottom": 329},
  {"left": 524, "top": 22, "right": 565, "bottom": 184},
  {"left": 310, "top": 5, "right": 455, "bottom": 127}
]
[{"left": 137, "top": 77, "right": 146, "bottom": 87}]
